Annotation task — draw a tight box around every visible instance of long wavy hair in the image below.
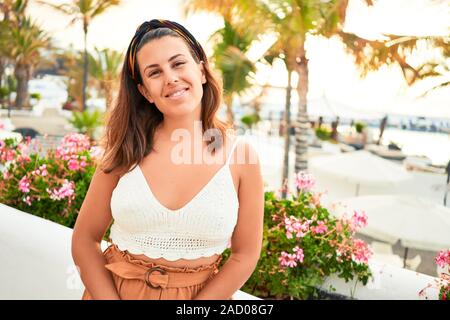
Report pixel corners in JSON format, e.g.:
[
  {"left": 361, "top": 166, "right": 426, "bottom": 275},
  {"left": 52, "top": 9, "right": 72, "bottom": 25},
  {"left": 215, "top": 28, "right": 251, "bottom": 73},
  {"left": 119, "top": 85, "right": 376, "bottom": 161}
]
[{"left": 99, "top": 26, "right": 229, "bottom": 175}]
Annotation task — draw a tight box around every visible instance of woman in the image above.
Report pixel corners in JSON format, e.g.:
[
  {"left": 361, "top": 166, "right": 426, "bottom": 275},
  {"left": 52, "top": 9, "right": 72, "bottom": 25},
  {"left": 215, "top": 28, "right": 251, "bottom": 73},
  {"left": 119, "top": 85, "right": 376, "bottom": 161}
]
[{"left": 72, "top": 19, "right": 264, "bottom": 300}]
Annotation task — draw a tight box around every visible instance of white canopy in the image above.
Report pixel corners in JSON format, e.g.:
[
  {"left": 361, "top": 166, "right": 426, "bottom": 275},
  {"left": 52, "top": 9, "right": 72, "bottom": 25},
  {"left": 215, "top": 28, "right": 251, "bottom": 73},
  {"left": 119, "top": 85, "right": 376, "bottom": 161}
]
[
  {"left": 309, "top": 150, "right": 413, "bottom": 188},
  {"left": 334, "top": 195, "right": 450, "bottom": 252}
]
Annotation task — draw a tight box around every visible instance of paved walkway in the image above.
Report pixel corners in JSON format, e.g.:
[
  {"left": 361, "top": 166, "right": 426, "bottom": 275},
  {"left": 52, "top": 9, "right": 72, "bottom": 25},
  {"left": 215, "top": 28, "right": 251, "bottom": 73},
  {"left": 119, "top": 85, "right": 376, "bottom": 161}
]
[{"left": 8, "top": 107, "right": 72, "bottom": 137}]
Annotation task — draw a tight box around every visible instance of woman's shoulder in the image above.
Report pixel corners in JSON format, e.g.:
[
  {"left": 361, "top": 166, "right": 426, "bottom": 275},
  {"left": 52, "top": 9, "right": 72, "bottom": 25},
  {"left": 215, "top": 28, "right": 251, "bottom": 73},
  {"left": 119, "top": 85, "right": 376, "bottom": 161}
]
[{"left": 96, "top": 161, "right": 136, "bottom": 180}]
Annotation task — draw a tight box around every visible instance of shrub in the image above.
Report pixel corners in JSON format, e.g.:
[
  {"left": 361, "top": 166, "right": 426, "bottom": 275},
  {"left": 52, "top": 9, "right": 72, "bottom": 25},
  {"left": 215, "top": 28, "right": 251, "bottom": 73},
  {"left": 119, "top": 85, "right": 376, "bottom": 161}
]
[
  {"left": 30, "top": 93, "right": 41, "bottom": 100},
  {"left": 68, "top": 110, "right": 104, "bottom": 141},
  {"left": 241, "top": 113, "right": 261, "bottom": 129},
  {"left": 0, "top": 133, "right": 104, "bottom": 229},
  {"left": 315, "top": 127, "right": 332, "bottom": 141},
  {"left": 221, "top": 172, "right": 372, "bottom": 299},
  {"left": 355, "top": 122, "right": 366, "bottom": 134}
]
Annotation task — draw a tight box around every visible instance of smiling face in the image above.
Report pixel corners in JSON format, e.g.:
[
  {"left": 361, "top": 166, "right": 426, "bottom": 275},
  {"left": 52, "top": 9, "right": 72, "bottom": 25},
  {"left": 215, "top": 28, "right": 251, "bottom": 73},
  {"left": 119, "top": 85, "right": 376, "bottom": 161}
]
[{"left": 136, "top": 36, "right": 207, "bottom": 118}]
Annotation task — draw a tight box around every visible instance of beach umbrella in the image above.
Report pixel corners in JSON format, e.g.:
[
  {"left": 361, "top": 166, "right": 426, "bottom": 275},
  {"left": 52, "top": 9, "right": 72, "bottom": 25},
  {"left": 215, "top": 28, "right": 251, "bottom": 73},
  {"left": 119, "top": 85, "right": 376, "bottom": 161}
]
[
  {"left": 309, "top": 150, "right": 412, "bottom": 195},
  {"left": 334, "top": 195, "right": 450, "bottom": 267}
]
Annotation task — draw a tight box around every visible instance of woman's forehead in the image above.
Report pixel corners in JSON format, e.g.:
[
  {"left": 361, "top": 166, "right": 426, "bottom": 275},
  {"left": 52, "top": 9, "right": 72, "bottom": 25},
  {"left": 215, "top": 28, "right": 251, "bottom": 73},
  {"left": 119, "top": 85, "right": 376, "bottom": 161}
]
[{"left": 137, "top": 36, "right": 193, "bottom": 65}]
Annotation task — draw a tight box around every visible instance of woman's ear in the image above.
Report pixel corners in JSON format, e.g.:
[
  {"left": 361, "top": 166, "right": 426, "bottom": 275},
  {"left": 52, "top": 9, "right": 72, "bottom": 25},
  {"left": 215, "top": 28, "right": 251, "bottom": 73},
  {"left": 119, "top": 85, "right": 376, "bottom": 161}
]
[
  {"left": 200, "top": 61, "right": 207, "bottom": 84},
  {"left": 138, "top": 84, "right": 154, "bottom": 103}
]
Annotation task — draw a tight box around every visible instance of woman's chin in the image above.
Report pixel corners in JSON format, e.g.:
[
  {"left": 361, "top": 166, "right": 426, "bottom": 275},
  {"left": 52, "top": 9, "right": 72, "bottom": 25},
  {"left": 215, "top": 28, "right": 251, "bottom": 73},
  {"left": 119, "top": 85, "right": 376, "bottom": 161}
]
[{"left": 163, "top": 104, "right": 199, "bottom": 118}]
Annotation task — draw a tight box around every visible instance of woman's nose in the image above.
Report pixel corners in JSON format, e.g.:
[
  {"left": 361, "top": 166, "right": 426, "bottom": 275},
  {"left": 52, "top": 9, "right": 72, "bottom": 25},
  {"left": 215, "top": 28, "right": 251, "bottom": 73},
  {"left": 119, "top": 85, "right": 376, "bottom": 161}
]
[{"left": 164, "top": 70, "right": 179, "bottom": 85}]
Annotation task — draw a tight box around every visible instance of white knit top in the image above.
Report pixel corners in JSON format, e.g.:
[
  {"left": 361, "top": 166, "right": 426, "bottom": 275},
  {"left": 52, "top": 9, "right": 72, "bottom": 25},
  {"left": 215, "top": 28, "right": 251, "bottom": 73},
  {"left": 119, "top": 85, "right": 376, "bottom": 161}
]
[{"left": 109, "top": 136, "right": 242, "bottom": 261}]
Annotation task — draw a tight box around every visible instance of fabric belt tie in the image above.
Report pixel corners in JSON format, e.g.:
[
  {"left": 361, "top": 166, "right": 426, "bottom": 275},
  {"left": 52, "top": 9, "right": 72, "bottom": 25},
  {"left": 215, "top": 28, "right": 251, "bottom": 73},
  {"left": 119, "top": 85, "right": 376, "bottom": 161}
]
[{"left": 105, "top": 261, "right": 218, "bottom": 289}]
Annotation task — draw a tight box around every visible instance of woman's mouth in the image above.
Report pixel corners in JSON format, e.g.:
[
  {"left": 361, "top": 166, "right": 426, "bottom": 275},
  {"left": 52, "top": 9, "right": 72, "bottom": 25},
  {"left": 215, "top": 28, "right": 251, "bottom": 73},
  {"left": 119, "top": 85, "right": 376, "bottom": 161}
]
[{"left": 165, "top": 88, "right": 189, "bottom": 100}]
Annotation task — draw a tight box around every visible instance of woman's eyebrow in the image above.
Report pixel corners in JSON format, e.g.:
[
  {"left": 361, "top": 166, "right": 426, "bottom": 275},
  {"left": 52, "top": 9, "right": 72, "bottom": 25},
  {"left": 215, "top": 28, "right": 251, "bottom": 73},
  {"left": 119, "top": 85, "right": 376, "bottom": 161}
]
[{"left": 144, "top": 54, "right": 185, "bottom": 71}]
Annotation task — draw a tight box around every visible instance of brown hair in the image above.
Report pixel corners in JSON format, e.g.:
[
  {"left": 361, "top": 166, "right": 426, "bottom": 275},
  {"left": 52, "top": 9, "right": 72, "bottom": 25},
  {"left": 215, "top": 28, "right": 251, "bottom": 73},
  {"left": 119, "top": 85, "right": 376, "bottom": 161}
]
[{"left": 99, "top": 25, "right": 230, "bottom": 175}]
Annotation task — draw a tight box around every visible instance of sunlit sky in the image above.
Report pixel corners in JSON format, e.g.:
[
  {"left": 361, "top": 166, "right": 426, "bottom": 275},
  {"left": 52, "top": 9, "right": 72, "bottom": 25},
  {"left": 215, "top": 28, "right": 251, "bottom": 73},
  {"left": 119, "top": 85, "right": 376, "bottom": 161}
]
[{"left": 28, "top": 0, "right": 450, "bottom": 117}]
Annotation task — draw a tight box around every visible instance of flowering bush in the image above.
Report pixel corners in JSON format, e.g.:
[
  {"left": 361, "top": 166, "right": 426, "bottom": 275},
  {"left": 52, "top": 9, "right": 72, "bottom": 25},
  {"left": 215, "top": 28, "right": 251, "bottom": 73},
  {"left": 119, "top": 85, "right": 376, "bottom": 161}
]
[
  {"left": 420, "top": 249, "right": 450, "bottom": 300},
  {"left": 435, "top": 250, "right": 450, "bottom": 300},
  {"left": 223, "top": 172, "right": 372, "bottom": 299},
  {"left": 0, "top": 133, "right": 103, "bottom": 228}
]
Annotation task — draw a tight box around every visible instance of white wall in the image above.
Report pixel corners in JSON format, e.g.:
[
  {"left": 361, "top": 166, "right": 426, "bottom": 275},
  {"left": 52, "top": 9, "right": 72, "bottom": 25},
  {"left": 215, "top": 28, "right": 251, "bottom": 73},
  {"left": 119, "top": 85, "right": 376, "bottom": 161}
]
[
  {"left": 0, "top": 204, "right": 259, "bottom": 300},
  {"left": 0, "top": 204, "right": 440, "bottom": 300},
  {"left": 321, "top": 262, "right": 440, "bottom": 299}
]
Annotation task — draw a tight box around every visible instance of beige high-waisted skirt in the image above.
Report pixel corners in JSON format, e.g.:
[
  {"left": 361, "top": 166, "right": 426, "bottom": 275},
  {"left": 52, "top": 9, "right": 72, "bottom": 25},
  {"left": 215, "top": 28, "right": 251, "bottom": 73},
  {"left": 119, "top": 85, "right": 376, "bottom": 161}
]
[{"left": 82, "top": 243, "right": 224, "bottom": 300}]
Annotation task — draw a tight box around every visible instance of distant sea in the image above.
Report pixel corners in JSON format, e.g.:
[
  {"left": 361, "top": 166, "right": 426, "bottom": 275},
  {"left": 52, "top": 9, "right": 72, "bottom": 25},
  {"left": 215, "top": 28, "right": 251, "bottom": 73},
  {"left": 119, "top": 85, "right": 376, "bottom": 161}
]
[
  {"left": 370, "top": 128, "right": 450, "bottom": 166},
  {"left": 250, "top": 102, "right": 450, "bottom": 167}
]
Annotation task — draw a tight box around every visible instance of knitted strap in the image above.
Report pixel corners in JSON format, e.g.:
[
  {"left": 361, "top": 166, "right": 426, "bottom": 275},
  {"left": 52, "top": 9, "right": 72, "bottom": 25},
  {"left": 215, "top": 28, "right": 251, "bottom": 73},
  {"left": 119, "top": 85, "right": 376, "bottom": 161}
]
[{"left": 225, "top": 136, "right": 243, "bottom": 165}]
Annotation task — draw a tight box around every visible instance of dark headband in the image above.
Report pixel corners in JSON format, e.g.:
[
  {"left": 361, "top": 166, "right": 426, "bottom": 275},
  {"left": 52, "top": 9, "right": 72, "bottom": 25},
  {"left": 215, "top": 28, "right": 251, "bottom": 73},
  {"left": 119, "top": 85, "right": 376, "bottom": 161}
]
[{"left": 127, "top": 19, "right": 207, "bottom": 82}]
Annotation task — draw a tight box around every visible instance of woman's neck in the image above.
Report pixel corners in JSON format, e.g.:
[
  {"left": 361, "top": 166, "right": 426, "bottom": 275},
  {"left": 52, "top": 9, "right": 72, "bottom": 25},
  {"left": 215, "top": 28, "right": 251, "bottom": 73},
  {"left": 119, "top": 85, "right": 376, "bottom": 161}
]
[{"left": 157, "top": 107, "right": 203, "bottom": 143}]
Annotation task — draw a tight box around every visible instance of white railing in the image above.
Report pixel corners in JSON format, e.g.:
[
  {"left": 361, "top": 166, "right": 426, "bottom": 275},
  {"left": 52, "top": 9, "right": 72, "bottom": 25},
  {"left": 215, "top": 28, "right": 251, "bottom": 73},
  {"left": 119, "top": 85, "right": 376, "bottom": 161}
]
[
  {"left": 0, "top": 204, "right": 259, "bottom": 300},
  {"left": 320, "top": 262, "right": 439, "bottom": 299},
  {"left": 0, "top": 204, "right": 440, "bottom": 300}
]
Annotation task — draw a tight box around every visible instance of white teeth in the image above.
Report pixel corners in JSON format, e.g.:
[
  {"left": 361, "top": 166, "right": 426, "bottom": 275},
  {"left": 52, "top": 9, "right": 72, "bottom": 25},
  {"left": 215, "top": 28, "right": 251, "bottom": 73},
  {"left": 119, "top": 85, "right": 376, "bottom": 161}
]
[{"left": 168, "top": 88, "right": 187, "bottom": 98}]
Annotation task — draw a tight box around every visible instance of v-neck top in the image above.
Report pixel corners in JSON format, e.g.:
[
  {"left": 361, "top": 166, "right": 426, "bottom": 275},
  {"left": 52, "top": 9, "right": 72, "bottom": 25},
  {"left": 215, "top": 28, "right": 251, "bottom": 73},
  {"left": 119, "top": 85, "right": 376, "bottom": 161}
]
[{"left": 109, "top": 136, "right": 242, "bottom": 261}]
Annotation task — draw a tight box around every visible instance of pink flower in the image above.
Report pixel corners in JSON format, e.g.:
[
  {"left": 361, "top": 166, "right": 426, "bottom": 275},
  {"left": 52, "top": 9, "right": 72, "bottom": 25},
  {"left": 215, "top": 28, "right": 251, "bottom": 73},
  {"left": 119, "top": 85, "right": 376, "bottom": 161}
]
[
  {"left": 47, "top": 180, "right": 76, "bottom": 201},
  {"left": 311, "top": 221, "right": 328, "bottom": 235},
  {"left": 19, "top": 176, "right": 31, "bottom": 193},
  {"left": 56, "top": 133, "right": 91, "bottom": 159},
  {"left": 22, "top": 196, "right": 32, "bottom": 206},
  {"left": 17, "top": 143, "right": 30, "bottom": 157},
  {"left": 284, "top": 216, "right": 310, "bottom": 239},
  {"left": 279, "top": 252, "right": 298, "bottom": 268},
  {"left": 435, "top": 250, "right": 450, "bottom": 268},
  {"left": 39, "top": 164, "right": 48, "bottom": 176},
  {"left": 1, "top": 149, "right": 16, "bottom": 162},
  {"left": 279, "top": 246, "right": 305, "bottom": 268},
  {"left": 342, "top": 211, "right": 368, "bottom": 231},
  {"left": 68, "top": 159, "right": 80, "bottom": 171},
  {"left": 294, "top": 171, "right": 315, "bottom": 191},
  {"left": 293, "top": 246, "right": 304, "bottom": 263},
  {"left": 352, "top": 211, "right": 367, "bottom": 228},
  {"left": 31, "top": 164, "right": 48, "bottom": 177},
  {"left": 352, "top": 239, "right": 372, "bottom": 264}
]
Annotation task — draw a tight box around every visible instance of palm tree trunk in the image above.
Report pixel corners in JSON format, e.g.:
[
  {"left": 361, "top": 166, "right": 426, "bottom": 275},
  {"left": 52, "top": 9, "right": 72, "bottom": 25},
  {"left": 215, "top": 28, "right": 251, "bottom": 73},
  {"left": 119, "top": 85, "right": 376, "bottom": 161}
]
[
  {"left": 294, "top": 48, "right": 309, "bottom": 174},
  {"left": 104, "top": 83, "right": 113, "bottom": 110},
  {"left": 82, "top": 20, "right": 89, "bottom": 112},
  {"left": 224, "top": 94, "right": 234, "bottom": 126},
  {"left": 281, "top": 70, "right": 292, "bottom": 199},
  {"left": 0, "top": 57, "right": 5, "bottom": 88},
  {"left": 14, "top": 63, "right": 29, "bottom": 109}
]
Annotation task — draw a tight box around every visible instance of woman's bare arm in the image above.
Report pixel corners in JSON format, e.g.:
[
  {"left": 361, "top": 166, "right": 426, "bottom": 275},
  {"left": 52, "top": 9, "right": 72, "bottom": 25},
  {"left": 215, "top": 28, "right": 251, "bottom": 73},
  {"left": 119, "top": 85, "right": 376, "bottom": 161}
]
[
  {"left": 194, "top": 140, "right": 264, "bottom": 299},
  {"left": 72, "top": 166, "right": 121, "bottom": 300}
]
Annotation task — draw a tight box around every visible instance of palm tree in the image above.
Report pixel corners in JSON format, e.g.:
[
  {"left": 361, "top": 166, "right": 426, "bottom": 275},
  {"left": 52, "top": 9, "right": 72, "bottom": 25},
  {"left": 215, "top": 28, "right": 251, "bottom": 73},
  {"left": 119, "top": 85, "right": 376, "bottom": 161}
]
[
  {"left": 209, "top": 20, "right": 256, "bottom": 125},
  {"left": 38, "top": 0, "right": 121, "bottom": 111},
  {"left": 54, "top": 46, "right": 85, "bottom": 110},
  {"left": 229, "top": 0, "right": 371, "bottom": 175},
  {"left": 185, "top": 0, "right": 449, "bottom": 190},
  {"left": 0, "top": 0, "right": 28, "bottom": 89},
  {"left": 7, "top": 16, "right": 50, "bottom": 108},
  {"left": 0, "top": 21, "right": 8, "bottom": 89},
  {"left": 88, "top": 47, "right": 123, "bottom": 110},
  {"left": 185, "top": 1, "right": 260, "bottom": 127}
]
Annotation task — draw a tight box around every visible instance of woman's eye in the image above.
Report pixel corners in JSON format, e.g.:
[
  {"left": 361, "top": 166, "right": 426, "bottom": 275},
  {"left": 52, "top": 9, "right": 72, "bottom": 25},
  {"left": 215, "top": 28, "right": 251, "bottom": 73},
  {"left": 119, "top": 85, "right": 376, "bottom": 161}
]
[
  {"left": 148, "top": 70, "right": 160, "bottom": 77},
  {"left": 174, "top": 61, "right": 185, "bottom": 68}
]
